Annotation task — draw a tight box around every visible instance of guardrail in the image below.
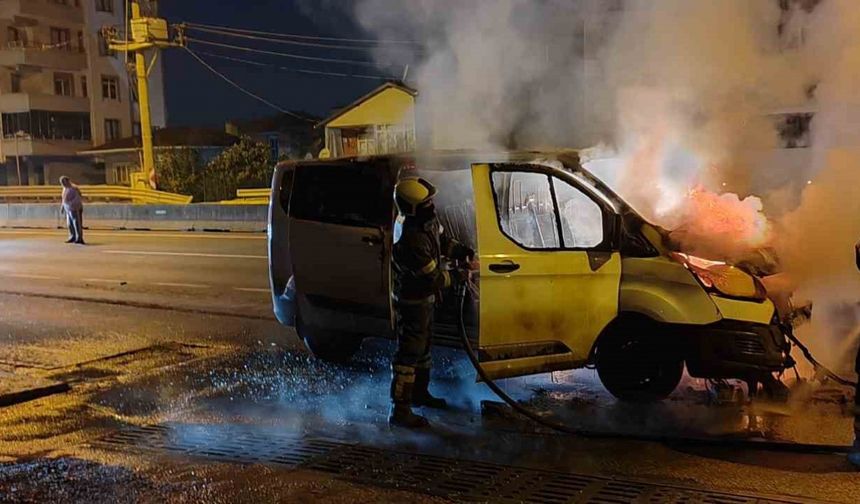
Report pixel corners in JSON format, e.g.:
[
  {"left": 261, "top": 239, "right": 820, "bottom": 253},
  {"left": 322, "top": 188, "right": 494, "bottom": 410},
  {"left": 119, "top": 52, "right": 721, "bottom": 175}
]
[
  {"left": 221, "top": 188, "right": 271, "bottom": 205},
  {"left": 0, "top": 203, "right": 267, "bottom": 232},
  {"left": 0, "top": 185, "right": 193, "bottom": 205}
]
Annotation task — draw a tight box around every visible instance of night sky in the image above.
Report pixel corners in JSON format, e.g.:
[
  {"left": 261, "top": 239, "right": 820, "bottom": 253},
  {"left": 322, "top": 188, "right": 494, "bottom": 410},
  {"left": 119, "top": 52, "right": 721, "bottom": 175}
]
[{"left": 160, "top": 0, "right": 396, "bottom": 127}]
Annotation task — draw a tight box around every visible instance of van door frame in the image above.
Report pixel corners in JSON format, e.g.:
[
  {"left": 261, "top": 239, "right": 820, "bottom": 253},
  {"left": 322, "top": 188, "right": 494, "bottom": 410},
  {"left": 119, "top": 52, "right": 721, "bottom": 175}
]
[{"left": 472, "top": 162, "right": 623, "bottom": 380}]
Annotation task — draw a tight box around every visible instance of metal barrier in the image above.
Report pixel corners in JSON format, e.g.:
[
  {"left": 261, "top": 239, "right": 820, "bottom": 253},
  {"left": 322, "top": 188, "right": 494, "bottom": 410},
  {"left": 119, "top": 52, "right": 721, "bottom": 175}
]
[
  {"left": 0, "top": 185, "right": 193, "bottom": 205},
  {"left": 0, "top": 203, "right": 267, "bottom": 232},
  {"left": 221, "top": 188, "right": 271, "bottom": 205}
]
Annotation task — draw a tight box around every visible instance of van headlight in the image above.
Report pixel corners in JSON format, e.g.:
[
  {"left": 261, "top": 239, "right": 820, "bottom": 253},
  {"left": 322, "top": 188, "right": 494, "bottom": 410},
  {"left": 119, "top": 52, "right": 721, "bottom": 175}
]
[{"left": 670, "top": 252, "right": 767, "bottom": 302}]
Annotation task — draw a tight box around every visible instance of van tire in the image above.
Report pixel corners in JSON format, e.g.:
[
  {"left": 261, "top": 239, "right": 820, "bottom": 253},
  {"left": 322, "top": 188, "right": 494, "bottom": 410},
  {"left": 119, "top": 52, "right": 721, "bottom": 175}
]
[
  {"left": 296, "top": 312, "right": 363, "bottom": 364},
  {"left": 595, "top": 317, "right": 684, "bottom": 402}
]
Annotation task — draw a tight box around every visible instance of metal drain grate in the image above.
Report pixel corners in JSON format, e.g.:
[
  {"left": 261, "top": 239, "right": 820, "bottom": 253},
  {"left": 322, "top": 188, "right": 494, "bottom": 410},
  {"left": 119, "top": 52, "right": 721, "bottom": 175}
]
[
  {"left": 96, "top": 425, "right": 805, "bottom": 504},
  {"left": 303, "top": 445, "right": 798, "bottom": 504},
  {"left": 97, "top": 424, "right": 341, "bottom": 467}
]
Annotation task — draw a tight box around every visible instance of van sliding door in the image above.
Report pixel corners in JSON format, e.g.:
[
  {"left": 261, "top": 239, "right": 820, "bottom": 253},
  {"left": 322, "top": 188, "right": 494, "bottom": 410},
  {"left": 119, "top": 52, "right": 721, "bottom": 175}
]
[{"left": 289, "top": 161, "right": 395, "bottom": 333}]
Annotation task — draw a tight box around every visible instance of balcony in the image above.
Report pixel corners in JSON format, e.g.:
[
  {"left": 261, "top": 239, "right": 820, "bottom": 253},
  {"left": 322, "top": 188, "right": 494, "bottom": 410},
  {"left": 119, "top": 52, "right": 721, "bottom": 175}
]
[
  {"left": 0, "top": 93, "right": 90, "bottom": 114},
  {"left": 0, "top": 0, "right": 85, "bottom": 24},
  {"left": 0, "top": 42, "right": 87, "bottom": 71},
  {"left": 0, "top": 137, "right": 90, "bottom": 158}
]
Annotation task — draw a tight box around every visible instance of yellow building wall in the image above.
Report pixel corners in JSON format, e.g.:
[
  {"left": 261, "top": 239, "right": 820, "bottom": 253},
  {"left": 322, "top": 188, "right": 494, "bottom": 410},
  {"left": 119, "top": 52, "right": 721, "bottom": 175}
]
[{"left": 327, "top": 88, "right": 415, "bottom": 128}]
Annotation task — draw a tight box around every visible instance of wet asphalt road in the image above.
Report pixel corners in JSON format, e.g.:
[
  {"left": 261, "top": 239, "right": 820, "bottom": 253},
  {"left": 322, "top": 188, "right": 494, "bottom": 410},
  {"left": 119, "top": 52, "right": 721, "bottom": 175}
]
[{"left": 0, "top": 230, "right": 858, "bottom": 503}]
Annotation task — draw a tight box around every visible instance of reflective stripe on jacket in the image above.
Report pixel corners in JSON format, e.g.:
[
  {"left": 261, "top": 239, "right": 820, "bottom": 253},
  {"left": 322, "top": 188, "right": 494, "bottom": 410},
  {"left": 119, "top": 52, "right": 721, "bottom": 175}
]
[{"left": 393, "top": 218, "right": 471, "bottom": 302}]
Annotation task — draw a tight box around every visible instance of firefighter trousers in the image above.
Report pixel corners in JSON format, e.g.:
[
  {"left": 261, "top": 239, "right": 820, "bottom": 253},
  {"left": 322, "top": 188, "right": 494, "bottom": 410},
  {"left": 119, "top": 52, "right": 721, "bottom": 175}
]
[{"left": 393, "top": 300, "right": 434, "bottom": 370}]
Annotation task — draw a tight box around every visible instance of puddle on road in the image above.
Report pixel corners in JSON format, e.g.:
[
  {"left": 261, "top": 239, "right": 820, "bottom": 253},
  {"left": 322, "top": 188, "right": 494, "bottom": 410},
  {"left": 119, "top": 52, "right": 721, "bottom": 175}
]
[
  {"left": 2, "top": 340, "right": 858, "bottom": 503},
  {"left": 172, "top": 341, "right": 855, "bottom": 449}
]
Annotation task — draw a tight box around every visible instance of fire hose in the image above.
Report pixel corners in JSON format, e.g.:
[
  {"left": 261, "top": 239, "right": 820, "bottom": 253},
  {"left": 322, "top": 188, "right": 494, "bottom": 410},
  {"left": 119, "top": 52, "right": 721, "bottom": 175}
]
[{"left": 453, "top": 282, "right": 854, "bottom": 455}]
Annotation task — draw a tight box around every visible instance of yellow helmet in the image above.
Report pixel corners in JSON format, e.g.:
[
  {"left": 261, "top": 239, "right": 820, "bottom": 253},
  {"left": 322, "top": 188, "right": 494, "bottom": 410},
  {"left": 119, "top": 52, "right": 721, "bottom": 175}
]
[{"left": 394, "top": 177, "right": 437, "bottom": 216}]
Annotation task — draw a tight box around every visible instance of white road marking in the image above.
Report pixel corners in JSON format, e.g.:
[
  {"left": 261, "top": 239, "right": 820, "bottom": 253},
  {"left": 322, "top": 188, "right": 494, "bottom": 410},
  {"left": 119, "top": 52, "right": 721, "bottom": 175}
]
[
  {"left": 154, "top": 282, "right": 209, "bottom": 289},
  {"left": 233, "top": 287, "right": 270, "bottom": 293},
  {"left": 103, "top": 250, "right": 267, "bottom": 260},
  {"left": 4, "top": 273, "right": 60, "bottom": 280},
  {"left": 0, "top": 230, "right": 265, "bottom": 240}
]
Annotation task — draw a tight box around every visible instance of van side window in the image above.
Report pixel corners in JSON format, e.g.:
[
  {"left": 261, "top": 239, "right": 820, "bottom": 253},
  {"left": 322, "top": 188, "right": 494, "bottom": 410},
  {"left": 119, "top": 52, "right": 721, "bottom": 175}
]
[
  {"left": 491, "top": 171, "right": 560, "bottom": 249},
  {"left": 291, "top": 163, "right": 392, "bottom": 227},
  {"left": 552, "top": 176, "right": 604, "bottom": 249}
]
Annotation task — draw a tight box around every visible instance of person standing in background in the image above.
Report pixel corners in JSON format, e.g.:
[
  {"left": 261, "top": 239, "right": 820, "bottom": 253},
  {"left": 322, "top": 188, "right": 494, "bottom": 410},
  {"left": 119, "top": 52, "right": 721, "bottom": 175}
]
[{"left": 60, "top": 176, "right": 84, "bottom": 245}]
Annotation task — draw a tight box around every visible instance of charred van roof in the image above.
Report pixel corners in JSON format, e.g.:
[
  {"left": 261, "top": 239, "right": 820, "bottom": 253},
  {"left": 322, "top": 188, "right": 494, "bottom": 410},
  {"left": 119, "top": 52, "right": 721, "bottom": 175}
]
[{"left": 276, "top": 149, "right": 582, "bottom": 171}]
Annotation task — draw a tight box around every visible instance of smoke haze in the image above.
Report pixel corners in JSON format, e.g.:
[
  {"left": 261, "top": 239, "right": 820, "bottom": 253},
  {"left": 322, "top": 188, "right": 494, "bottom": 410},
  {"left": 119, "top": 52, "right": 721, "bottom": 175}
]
[{"left": 353, "top": 0, "right": 860, "bottom": 371}]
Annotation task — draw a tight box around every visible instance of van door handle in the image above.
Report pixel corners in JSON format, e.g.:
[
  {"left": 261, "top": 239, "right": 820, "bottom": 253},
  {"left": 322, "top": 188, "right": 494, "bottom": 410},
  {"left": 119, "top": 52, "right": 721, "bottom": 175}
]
[
  {"left": 488, "top": 260, "right": 520, "bottom": 274},
  {"left": 362, "top": 235, "right": 382, "bottom": 246}
]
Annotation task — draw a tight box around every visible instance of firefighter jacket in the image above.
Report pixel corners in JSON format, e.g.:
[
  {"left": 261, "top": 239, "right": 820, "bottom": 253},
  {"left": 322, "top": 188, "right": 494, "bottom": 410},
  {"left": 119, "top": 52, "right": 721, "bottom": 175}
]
[{"left": 393, "top": 217, "right": 473, "bottom": 303}]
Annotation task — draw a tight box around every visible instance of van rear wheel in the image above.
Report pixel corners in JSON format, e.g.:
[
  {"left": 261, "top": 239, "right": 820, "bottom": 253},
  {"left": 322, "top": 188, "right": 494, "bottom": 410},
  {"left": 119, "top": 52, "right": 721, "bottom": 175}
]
[
  {"left": 296, "top": 312, "right": 363, "bottom": 364},
  {"left": 596, "top": 317, "right": 683, "bottom": 402}
]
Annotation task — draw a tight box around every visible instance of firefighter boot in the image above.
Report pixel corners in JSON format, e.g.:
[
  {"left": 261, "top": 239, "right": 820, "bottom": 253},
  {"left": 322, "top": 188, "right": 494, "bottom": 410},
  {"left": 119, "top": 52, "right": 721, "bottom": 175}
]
[
  {"left": 850, "top": 445, "right": 860, "bottom": 468},
  {"left": 849, "top": 419, "right": 860, "bottom": 468},
  {"left": 389, "top": 365, "right": 430, "bottom": 429},
  {"left": 413, "top": 367, "right": 448, "bottom": 409}
]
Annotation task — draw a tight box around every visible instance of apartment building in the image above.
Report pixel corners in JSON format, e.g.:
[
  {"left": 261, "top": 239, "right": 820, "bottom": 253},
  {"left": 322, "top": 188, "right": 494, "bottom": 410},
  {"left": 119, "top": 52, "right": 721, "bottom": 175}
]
[{"left": 0, "top": 0, "right": 165, "bottom": 186}]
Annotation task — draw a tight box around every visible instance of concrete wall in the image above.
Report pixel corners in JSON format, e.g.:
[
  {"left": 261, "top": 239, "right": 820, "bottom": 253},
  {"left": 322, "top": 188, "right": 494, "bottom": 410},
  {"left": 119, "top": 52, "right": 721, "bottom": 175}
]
[{"left": 0, "top": 203, "right": 267, "bottom": 232}]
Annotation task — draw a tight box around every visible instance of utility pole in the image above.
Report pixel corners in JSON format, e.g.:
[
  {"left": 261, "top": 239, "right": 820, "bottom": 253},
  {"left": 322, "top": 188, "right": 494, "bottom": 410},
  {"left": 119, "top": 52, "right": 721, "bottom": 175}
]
[{"left": 105, "top": 1, "right": 177, "bottom": 190}]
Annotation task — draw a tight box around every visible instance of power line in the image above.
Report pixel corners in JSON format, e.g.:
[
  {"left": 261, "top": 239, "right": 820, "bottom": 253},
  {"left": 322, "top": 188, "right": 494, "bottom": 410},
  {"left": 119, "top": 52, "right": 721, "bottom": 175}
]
[
  {"left": 184, "top": 47, "right": 314, "bottom": 123},
  {"left": 193, "top": 50, "right": 394, "bottom": 81},
  {"left": 186, "top": 37, "right": 380, "bottom": 67},
  {"left": 185, "top": 21, "right": 421, "bottom": 46},
  {"left": 186, "top": 25, "right": 420, "bottom": 53}
]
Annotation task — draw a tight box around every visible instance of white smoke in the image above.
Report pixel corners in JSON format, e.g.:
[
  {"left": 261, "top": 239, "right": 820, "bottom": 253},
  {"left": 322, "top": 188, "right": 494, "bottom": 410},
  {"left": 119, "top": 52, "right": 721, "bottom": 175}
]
[{"left": 353, "top": 0, "right": 860, "bottom": 371}]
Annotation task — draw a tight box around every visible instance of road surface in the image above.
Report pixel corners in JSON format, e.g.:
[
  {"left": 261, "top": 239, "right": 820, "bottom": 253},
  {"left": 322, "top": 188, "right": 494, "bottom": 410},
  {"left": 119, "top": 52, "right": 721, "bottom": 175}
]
[
  {"left": 0, "top": 228, "right": 271, "bottom": 318},
  {"left": 0, "top": 229, "right": 857, "bottom": 503}
]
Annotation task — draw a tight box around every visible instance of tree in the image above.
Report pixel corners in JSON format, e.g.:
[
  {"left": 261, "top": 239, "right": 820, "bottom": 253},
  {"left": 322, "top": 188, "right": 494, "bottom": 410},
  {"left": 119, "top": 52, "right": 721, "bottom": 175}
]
[
  {"left": 156, "top": 148, "right": 204, "bottom": 201},
  {"left": 203, "top": 136, "right": 273, "bottom": 202}
]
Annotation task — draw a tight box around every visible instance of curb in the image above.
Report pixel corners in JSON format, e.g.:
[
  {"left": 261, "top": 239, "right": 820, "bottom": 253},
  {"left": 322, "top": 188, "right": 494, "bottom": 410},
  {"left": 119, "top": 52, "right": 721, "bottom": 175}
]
[{"left": 0, "top": 382, "right": 72, "bottom": 408}]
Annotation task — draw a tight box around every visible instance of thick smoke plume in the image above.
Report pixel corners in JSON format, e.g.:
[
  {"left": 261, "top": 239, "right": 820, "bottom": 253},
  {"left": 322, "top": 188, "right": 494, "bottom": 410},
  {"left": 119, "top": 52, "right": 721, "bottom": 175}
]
[{"left": 354, "top": 0, "right": 860, "bottom": 372}]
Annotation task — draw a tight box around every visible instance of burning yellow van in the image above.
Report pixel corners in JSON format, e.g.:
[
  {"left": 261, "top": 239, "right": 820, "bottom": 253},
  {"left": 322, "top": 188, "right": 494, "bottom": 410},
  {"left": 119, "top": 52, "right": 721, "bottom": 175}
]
[{"left": 268, "top": 150, "right": 793, "bottom": 401}]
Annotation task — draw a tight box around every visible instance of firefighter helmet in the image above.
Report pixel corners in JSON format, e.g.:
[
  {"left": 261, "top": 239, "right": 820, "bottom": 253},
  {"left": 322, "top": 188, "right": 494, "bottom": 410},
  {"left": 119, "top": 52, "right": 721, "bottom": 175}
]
[{"left": 394, "top": 177, "right": 437, "bottom": 216}]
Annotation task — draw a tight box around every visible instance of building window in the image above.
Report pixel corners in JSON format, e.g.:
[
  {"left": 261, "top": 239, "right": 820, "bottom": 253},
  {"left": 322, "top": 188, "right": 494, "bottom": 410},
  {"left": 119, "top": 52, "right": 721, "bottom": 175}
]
[
  {"left": 775, "top": 113, "right": 813, "bottom": 149},
  {"left": 80, "top": 75, "right": 87, "bottom": 98},
  {"left": 49, "top": 27, "right": 71, "bottom": 51},
  {"left": 132, "top": 122, "right": 141, "bottom": 136},
  {"left": 2, "top": 110, "right": 91, "bottom": 141},
  {"left": 97, "top": 32, "right": 115, "bottom": 57},
  {"left": 96, "top": 0, "right": 114, "bottom": 13},
  {"left": 375, "top": 124, "right": 415, "bottom": 155},
  {"left": 54, "top": 72, "right": 74, "bottom": 96},
  {"left": 101, "top": 76, "right": 120, "bottom": 101},
  {"left": 7, "top": 27, "right": 21, "bottom": 47},
  {"left": 105, "top": 119, "right": 121, "bottom": 141},
  {"left": 77, "top": 31, "right": 85, "bottom": 53},
  {"left": 268, "top": 135, "right": 280, "bottom": 160},
  {"left": 10, "top": 73, "right": 21, "bottom": 93},
  {"left": 110, "top": 163, "right": 135, "bottom": 185}
]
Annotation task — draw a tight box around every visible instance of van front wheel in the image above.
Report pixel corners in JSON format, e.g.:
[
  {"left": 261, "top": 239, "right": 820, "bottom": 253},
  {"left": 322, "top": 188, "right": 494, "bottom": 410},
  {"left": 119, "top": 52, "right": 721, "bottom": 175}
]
[
  {"left": 596, "top": 318, "right": 683, "bottom": 402},
  {"left": 296, "top": 313, "right": 363, "bottom": 364}
]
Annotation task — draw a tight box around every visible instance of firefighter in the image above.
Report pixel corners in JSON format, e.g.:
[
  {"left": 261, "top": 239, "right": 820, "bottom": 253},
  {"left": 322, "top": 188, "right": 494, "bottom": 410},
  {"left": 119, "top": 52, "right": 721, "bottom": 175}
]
[
  {"left": 390, "top": 177, "right": 474, "bottom": 428},
  {"left": 851, "top": 241, "right": 860, "bottom": 467}
]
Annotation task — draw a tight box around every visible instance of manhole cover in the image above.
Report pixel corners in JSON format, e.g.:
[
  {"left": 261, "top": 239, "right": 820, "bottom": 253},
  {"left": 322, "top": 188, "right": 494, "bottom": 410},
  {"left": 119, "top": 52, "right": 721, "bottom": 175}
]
[{"left": 95, "top": 424, "right": 811, "bottom": 504}]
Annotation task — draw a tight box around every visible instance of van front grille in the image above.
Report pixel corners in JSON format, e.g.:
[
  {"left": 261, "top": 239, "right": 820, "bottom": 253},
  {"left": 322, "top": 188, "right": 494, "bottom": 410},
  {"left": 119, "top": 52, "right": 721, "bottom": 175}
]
[{"left": 735, "top": 335, "right": 766, "bottom": 356}]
